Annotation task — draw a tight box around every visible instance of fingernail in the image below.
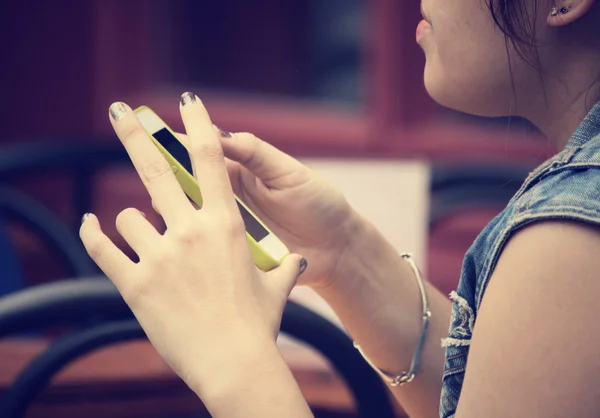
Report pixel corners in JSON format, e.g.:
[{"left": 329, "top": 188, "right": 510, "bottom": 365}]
[
  {"left": 139, "top": 210, "right": 146, "bottom": 218},
  {"left": 299, "top": 258, "right": 308, "bottom": 275},
  {"left": 180, "top": 92, "right": 197, "bottom": 107},
  {"left": 81, "top": 213, "right": 91, "bottom": 224},
  {"left": 214, "top": 124, "right": 233, "bottom": 138},
  {"left": 109, "top": 102, "right": 128, "bottom": 121}
]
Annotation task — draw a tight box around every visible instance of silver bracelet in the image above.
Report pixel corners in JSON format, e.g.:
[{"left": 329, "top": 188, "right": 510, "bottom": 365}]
[{"left": 353, "top": 252, "right": 431, "bottom": 387}]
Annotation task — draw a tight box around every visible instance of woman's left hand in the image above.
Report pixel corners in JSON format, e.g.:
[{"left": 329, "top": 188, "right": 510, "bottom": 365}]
[{"left": 79, "top": 94, "right": 306, "bottom": 401}]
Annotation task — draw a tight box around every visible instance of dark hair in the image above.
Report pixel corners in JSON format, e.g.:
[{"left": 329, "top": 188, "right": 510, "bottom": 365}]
[
  {"left": 489, "top": 0, "right": 545, "bottom": 66},
  {"left": 488, "top": 0, "right": 545, "bottom": 70},
  {"left": 485, "top": 0, "right": 548, "bottom": 111},
  {"left": 488, "top": 0, "right": 600, "bottom": 110}
]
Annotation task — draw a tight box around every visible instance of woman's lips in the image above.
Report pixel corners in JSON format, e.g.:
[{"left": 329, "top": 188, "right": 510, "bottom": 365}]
[{"left": 416, "top": 19, "right": 432, "bottom": 43}]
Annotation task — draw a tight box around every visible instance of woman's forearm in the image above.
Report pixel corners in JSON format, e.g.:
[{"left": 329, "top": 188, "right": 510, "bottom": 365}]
[
  {"left": 195, "top": 340, "right": 313, "bottom": 417},
  {"left": 314, "top": 217, "right": 451, "bottom": 418}
]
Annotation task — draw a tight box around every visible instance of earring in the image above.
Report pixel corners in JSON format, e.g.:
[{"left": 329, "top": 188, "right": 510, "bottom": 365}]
[{"left": 551, "top": 5, "right": 570, "bottom": 16}]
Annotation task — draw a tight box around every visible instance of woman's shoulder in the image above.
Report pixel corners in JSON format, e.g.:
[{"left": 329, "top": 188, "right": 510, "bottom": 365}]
[{"left": 460, "top": 136, "right": 600, "bottom": 310}]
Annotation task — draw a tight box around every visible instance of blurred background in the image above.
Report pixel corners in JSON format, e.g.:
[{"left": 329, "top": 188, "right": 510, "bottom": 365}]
[{"left": 0, "top": 1, "right": 554, "bottom": 417}]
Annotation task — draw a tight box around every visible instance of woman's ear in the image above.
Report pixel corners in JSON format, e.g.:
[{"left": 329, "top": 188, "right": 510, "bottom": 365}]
[{"left": 547, "top": 0, "right": 596, "bottom": 26}]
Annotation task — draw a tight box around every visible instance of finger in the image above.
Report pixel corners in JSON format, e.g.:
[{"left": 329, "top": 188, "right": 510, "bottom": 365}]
[
  {"left": 182, "top": 130, "right": 245, "bottom": 196},
  {"left": 182, "top": 130, "right": 245, "bottom": 201},
  {"left": 115, "top": 208, "right": 161, "bottom": 255},
  {"left": 179, "top": 130, "right": 227, "bottom": 210},
  {"left": 266, "top": 254, "right": 307, "bottom": 297},
  {"left": 217, "top": 131, "right": 311, "bottom": 189},
  {"left": 175, "top": 132, "right": 189, "bottom": 146},
  {"left": 179, "top": 92, "right": 237, "bottom": 211},
  {"left": 108, "top": 102, "right": 193, "bottom": 225},
  {"left": 224, "top": 158, "right": 244, "bottom": 196},
  {"left": 213, "top": 124, "right": 233, "bottom": 139},
  {"left": 80, "top": 213, "right": 136, "bottom": 283}
]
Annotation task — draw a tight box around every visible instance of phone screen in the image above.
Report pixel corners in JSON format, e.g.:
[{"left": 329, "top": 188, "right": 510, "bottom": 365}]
[
  {"left": 150, "top": 127, "right": 269, "bottom": 241},
  {"left": 152, "top": 128, "right": 194, "bottom": 174}
]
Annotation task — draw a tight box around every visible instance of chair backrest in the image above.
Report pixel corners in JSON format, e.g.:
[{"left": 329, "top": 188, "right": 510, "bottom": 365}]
[
  {"left": 0, "top": 140, "right": 129, "bottom": 284},
  {"left": 0, "top": 280, "right": 397, "bottom": 418},
  {"left": 0, "top": 186, "right": 97, "bottom": 281},
  {"left": 0, "top": 214, "right": 23, "bottom": 295},
  {"left": 0, "top": 140, "right": 129, "bottom": 227}
]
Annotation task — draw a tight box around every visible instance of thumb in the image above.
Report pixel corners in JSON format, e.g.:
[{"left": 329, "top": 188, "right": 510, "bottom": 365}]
[
  {"left": 267, "top": 254, "right": 307, "bottom": 297},
  {"left": 214, "top": 129, "right": 311, "bottom": 189}
]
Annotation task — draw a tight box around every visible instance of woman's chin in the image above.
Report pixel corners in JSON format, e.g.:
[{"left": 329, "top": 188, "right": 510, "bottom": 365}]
[
  {"left": 423, "top": 70, "right": 470, "bottom": 113},
  {"left": 423, "top": 68, "right": 511, "bottom": 118}
]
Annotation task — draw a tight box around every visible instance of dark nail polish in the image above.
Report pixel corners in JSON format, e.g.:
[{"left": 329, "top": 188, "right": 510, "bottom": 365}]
[
  {"left": 299, "top": 258, "right": 308, "bottom": 275},
  {"left": 81, "top": 213, "right": 91, "bottom": 224},
  {"left": 181, "top": 92, "right": 197, "bottom": 106},
  {"left": 109, "top": 102, "right": 128, "bottom": 121},
  {"left": 215, "top": 124, "right": 233, "bottom": 138}
]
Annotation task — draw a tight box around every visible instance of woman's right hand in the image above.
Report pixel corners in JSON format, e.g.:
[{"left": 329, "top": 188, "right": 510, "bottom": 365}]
[{"left": 211, "top": 128, "right": 363, "bottom": 288}]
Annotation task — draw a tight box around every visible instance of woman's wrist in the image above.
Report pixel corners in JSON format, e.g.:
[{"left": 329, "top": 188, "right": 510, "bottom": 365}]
[
  {"left": 308, "top": 211, "right": 375, "bottom": 293},
  {"left": 192, "top": 338, "right": 309, "bottom": 416},
  {"left": 315, "top": 214, "right": 385, "bottom": 293},
  {"left": 186, "top": 330, "right": 275, "bottom": 395}
]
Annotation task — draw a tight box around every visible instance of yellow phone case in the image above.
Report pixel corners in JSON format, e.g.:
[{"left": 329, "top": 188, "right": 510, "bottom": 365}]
[{"left": 133, "top": 105, "right": 289, "bottom": 272}]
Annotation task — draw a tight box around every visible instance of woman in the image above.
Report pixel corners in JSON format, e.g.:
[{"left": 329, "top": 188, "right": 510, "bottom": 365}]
[{"left": 80, "top": 0, "right": 600, "bottom": 416}]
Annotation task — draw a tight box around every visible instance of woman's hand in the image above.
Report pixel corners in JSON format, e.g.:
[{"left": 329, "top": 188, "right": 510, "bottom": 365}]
[
  {"left": 202, "top": 127, "right": 360, "bottom": 289},
  {"left": 79, "top": 94, "right": 309, "bottom": 412}
]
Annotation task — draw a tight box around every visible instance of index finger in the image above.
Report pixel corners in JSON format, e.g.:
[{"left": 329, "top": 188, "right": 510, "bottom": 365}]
[
  {"left": 108, "top": 102, "right": 193, "bottom": 225},
  {"left": 178, "top": 93, "right": 237, "bottom": 211}
]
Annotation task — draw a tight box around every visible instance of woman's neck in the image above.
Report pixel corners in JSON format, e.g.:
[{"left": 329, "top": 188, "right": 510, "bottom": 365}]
[
  {"left": 523, "top": 49, "right": 600, "bottom": 150},
  {"left": 538, "top": 90, "right": 596, "bottom": 149}
]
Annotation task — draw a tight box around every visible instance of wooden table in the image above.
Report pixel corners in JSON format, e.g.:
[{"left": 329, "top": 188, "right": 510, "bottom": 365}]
[{"left": 0, "top": 338, "right": 407, "bottom": 418}]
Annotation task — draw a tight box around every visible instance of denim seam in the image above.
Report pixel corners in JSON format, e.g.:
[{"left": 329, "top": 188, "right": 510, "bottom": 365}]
[
  {"left": 475, "top": 226, "right": 515, "bottom": 309},
  {"left": 442, "top": 291, "right": 476, "bottom": 350},
  {"left": 509, "top": 169, "right": 544, "bottom": 207},
  {"left": 444, "top": 364, "right": 468, "bottom": 375},
  {"left": 525, "top": 183, "right": 535, "bottom": 213},
  {"left": 446, "top": 352, "right": 467, "bottom": 361},
  {"left": 515, "top": 188, "right": 527, "bottom": 218},
  {"left": 513, "top": 207, "right": 600, "bottom": 226},
  {"left": 508, "top": 147, "right": 582, "bottom": 208},
  {"left": 554, "top": 161, "right": 600, "bottom": 170}
]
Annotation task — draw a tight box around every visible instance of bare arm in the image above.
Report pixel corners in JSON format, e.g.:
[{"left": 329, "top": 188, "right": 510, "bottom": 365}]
[
  {"left": 314, "top": 216, "right": 452, "bottom": 418},
  {"left": 455, "top": 220, "right": 600, "bottom": 417},
  {"left": 194, "top": 341, "right": 314, "bottom": 417},
  {"left": 213, "top": 130, "right": 452, "bottom": 416}
]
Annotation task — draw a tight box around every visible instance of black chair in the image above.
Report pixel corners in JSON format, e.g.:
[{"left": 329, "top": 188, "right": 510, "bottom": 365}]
[
  {"left": 0, "top": 139, "right": 130, "bottom": 230},
  {"left": 0, "top": 139, "right": 130, "bottom": 280},
  {"left": 0, "top": 280, "right": 396, "bottom": 418},
  {"left": 0, "top": 186, "right": 97, "bottom": 279}
]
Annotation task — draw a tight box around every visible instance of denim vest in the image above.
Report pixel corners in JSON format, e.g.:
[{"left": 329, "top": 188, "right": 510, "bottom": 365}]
[{"left": 439, "top": 101, "right": 600, "bottom": 417}]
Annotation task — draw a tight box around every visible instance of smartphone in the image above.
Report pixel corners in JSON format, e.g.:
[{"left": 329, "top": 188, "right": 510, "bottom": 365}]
[{"left": 134, "top": 105, "right": 289, "bottom": 272}]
